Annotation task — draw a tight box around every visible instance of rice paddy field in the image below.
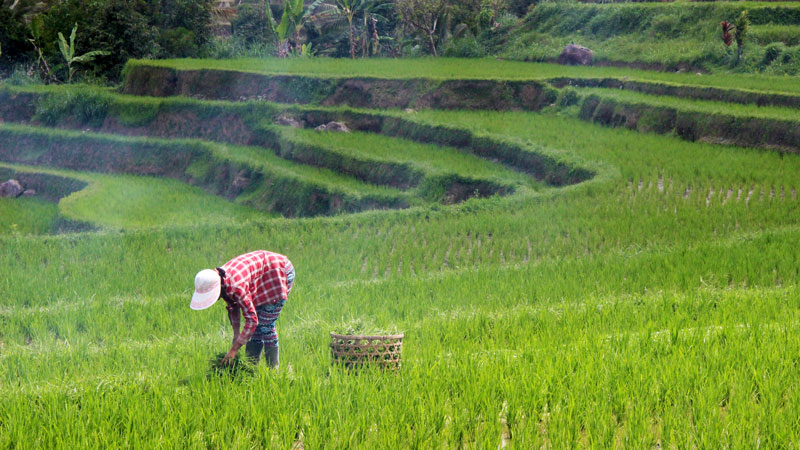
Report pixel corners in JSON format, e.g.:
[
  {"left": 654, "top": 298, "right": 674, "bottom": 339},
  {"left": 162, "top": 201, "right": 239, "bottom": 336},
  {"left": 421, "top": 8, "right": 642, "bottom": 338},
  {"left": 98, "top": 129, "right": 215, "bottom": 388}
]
[{"left": 2, "top": 57, "right": 800, "bottom": 448}]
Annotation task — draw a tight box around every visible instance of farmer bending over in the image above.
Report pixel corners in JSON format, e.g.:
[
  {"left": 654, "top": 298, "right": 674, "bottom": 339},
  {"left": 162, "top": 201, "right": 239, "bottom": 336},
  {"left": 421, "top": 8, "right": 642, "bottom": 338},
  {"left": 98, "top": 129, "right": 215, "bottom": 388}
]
[{"left": 190, "top": 250, "right": 295, "bottom": 368}]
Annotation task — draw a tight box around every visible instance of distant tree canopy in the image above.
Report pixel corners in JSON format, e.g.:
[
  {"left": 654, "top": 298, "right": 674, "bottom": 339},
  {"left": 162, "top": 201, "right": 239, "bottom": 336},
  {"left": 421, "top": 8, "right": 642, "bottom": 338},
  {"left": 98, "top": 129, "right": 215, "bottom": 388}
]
[
  {"left": 1, "top": 0, "right": 520, "bottom": 81},
  {"left": 1, "top": 0, "right": 213, "bottom": 80}
]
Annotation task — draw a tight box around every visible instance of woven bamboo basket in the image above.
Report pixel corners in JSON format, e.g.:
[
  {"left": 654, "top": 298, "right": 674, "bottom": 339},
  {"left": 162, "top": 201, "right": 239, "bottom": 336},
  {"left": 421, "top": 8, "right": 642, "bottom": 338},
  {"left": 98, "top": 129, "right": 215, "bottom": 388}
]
[{"left": 330, "top": 332, "right": 404, "bottom": 370}]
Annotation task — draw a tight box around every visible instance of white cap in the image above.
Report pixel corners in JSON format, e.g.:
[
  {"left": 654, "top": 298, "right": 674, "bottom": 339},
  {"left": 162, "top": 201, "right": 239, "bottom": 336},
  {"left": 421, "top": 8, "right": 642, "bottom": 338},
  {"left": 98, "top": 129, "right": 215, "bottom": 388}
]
[{"left": 190, "top": 269, "right": 221, "bottom": 310}]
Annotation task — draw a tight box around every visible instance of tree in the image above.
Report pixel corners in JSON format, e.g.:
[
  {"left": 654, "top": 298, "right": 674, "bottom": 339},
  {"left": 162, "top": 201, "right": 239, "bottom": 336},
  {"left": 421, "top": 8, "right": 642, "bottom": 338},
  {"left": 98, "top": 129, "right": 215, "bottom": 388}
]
[
  {"left": 314, "top": 0, "right": 388, "bottom": 58},
  {"left": 265, "top": 0, "right": 324, "bottom": 57},
  {"left": 1, "top": 0, "right": 57, "bottom": 68},
  {"left": 734, "top": 10, "right": 748, "bottom": 60},
  {"left": 58, "top": 24, "right": 109, "bottom": 82},
  {"left": 333, "top": 0, "right": 362, "bottom": 59},
  {"left": 395, "top": 0, "right": 448, "bottom": 56}
]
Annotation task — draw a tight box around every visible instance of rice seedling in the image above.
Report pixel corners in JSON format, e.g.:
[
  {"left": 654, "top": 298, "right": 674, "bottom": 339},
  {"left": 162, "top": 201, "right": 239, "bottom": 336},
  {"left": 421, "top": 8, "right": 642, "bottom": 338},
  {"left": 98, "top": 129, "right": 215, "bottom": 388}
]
[
  {"left": 208, "top": 352, "right": 257, "bottom": 379},
  {"left": 1, "top": 59, "right": 800, "bottom": 448}
]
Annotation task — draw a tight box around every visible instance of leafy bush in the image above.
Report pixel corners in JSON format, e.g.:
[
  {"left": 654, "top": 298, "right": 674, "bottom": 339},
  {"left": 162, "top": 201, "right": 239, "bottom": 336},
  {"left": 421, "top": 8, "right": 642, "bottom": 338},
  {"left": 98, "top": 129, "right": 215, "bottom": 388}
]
[
  {"left": 750, "top": 25, "right": 800, "bottom": 47},
  {"left": 231, "top": 3, "right": 273, "bottom": 47},
  {"left": 443, "top": 36, "right": 487, "bottom": 58},
  {"left": 31, "top": 0, "right": 212, "bottom": 81},
  {"left": 2, "top": 65, "right": 42, "bottom": 86},
  {"left": 152, "top": 0, "right": 213, "bottom": 48},
  {"left": 651, "top": 14, "right": 682, "bottom": 39},
  {"left": 508, "top": 0, "right": 535, "bottom": 17},
  {"left": 0, "top": 6, "right": 33, "bottom": 70},
  {"left": 556, "top": 87, "right": 579, "bottom": 108},
  {"left": 34, "top": 88, "right": 111, "bottom": 127},
  {"left": 761, "top": 42, "right": 787, "bottom": 68},
  {"left": 207, "top": 37, "right": 276, "bottom": 59},
  {"left": 158, "top": 27, "right": 200, "bottom": 58}
]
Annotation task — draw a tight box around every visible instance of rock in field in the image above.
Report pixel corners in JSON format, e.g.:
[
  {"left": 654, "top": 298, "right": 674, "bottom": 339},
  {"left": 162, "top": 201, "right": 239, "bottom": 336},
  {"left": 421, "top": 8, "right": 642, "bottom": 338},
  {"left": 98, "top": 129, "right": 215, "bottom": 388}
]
[
  {"left": 231, "top": 170, "right": 250, "bottom": 192},
  {"left": 315, "top": 121, "right": 350, "bottom": 133},
  {"left": 557, "top": 44, "right": 594, "bottom": 66},
  {"left": 0, "top": 179, "right": 24, "bottom": 198},
  {"left": 22, "top": 189, "right": 36, "bottom": 197},
  {"left": 274, "top": 114, "right": 304, "bottom": 128}
]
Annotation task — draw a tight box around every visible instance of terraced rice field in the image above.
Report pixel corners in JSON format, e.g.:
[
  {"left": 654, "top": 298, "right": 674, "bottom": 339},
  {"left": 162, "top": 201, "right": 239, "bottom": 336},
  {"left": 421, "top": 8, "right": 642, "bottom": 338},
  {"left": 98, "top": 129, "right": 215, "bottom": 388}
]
[{"left": 1, "top": 58, "right": 799, "bottom": 448}]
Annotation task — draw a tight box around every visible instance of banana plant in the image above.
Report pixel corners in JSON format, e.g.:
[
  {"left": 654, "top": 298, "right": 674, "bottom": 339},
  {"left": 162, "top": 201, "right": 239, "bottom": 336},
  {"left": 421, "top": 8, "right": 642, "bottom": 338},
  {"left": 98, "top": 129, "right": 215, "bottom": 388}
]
[
  {"left": 266, "top": 0, "right": 325, "bottom": 58},
  {"left": 58, "top": 24, "right": 109, "bottom": 83}
]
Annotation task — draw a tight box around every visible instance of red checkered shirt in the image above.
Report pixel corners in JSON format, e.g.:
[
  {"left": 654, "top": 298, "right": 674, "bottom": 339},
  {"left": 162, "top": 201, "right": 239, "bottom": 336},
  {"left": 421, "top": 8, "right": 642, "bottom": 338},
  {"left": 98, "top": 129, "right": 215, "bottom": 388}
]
[{"left": 221, "top": 251, "right": 293, "bottom": 347}]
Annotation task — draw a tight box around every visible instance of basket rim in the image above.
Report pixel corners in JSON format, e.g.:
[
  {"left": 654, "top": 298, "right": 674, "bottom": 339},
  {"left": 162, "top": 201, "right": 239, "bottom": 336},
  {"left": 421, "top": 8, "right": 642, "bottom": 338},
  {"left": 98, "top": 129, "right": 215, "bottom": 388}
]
[{"left": 330, "top": 332, "right": 404, "bottom": 340}]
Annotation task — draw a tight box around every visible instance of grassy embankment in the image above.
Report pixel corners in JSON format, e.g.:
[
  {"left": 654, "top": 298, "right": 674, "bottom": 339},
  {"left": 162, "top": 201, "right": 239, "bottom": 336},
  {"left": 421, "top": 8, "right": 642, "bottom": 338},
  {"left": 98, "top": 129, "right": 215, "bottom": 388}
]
[
  {"left": 570, "top": 87, "right": 800, "bottom": 152},
  {"left": 1, "top": 60, "right": 800, "bottom": 447},
  {"left": 498, "top": 2, "right": 800, "bottom": 74},
  {"left": 121, "top": 59, "right": 800, "bottom": 153},
  {"left": 0, "top": 163, "right": 273, "bottom": 231},
  {"left": 0, "top": 84, "right": 583, "bottom": 212},
  {"left": 126, "top": 57, "right": 800, "bottom": 93}
]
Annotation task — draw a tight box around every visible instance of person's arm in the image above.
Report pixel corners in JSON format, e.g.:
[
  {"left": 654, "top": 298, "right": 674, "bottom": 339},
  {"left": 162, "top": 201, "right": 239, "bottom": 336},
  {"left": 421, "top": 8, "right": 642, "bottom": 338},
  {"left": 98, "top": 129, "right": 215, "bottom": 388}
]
[
  {"left": 227, "top": 304, "right": 241, "bottom": 347},
  {"left": 221, "top": 290, "right": 258, "bottom": 365}
]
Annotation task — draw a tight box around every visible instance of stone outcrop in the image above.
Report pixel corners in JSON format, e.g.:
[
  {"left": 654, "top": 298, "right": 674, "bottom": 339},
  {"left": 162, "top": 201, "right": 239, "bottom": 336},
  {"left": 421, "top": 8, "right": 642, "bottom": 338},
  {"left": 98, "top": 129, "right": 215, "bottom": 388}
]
[
  {"left": 315, "top": 121, "right": 350, "bottom": 133},
  {"left": 558, "top": 44, "right": 594, "bottom": 66},
  {"left": 274, "top": 115, "right": 304, "bottom": 128},
  {"left": 0, "top": 179, "right": 24, "bottom": 198}
]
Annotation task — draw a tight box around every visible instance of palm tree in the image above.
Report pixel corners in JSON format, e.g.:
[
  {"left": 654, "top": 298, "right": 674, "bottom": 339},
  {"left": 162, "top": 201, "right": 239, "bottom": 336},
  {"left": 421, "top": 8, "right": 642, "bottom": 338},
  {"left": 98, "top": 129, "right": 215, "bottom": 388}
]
[{"left": 317, "top": 0, "right": 388, "bottom": 58}]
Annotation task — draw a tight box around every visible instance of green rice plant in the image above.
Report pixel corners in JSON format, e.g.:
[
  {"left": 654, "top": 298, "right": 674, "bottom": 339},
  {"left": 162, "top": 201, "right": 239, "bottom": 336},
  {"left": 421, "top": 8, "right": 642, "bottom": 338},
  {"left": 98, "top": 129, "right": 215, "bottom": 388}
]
[
  {"left": 3, "top": 58, "right": 800, "bottom": 448},
  {"left": 208, "top": 352, "right": 257, "bottom": 378},
  {"left": 34, "top": 87, "right": 112, "bottom": 127},
  {"left": 0, "top": 197, "right": 60, "bottom": 235},
  {"left": 750, "top": 24, "right": 800, "bottom": 46}
]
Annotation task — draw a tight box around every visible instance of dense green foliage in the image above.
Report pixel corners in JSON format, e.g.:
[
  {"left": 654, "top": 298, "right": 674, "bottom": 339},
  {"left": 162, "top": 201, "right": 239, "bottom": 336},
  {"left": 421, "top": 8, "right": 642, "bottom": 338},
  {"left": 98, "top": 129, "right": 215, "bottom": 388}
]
[
  {"left": 6, "top": 0, "right": 800, "bottom": 82},
  {"left": 1, "top": 60, "right": 800, "bottom": 446},
  {"left": 1, "top": 0, "right": 213, "bottom": 80},
  {"left": 498, "top": 2, "right": 800, "bottom": 74}
]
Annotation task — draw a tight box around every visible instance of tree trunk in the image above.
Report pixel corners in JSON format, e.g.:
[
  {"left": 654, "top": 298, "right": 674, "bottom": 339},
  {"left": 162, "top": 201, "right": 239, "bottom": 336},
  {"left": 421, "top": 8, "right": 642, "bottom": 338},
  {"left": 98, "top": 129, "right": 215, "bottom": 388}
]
[
  {"left": 371, "top": 16, "right": 379, "bottom": 56},
  {"left": 349, "top": 17, "right": 356, "bottom": 59},
  {"left": 277, "top": 39, "right": 289, "bottom": 58},
  {"left": 428, "top": 31, "right": 437, "bottom": 57}
]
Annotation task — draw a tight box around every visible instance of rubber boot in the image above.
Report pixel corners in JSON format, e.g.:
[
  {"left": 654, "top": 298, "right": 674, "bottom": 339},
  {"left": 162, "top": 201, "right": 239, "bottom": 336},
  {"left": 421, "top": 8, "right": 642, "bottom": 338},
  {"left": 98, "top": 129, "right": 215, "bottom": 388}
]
[
  {"left": 245, "top": 341, "right": 264, "bottom": 365},
  {"left": 264, "top": 346, "right": 279, "bottom": 369}
]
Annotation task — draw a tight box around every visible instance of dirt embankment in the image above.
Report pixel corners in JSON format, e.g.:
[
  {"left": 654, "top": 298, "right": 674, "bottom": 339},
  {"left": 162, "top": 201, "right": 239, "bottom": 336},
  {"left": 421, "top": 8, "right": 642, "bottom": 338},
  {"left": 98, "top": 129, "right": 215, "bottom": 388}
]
[
  {"left": 0, "top": 126, "right": 405, "bottom": 218},
  {"left": 0, "top": 168, "right": 95, "bottom": 233},
  {"left": 0, "top": 169, "right": 87, "bottom": 203},
  {"left": 579, "top": 94, "right": 800, "bottom": 153},
  {"left": 0, "top": 87, "right": 595, "bottom": 214},
  {"left": 550, "top": 77, "right": 800, "bottom": 109},
  {"left": 121, "top": 65, "right": 558, "bottom": 111}
]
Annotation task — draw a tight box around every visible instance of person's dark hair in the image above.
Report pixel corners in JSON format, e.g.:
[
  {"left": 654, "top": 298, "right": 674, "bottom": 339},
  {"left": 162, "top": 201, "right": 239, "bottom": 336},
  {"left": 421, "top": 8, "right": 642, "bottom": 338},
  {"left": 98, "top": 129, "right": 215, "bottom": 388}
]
[{"left": 216, "top": 267, "right": 230, "bottom": 302}]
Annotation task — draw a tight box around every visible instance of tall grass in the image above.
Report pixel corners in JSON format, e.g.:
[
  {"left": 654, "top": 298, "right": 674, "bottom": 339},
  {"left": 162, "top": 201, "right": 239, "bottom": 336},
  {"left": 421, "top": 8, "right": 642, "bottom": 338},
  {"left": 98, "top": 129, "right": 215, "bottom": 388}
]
[{"left": 2, "top": 62, "right": 800, "bottom": 447}]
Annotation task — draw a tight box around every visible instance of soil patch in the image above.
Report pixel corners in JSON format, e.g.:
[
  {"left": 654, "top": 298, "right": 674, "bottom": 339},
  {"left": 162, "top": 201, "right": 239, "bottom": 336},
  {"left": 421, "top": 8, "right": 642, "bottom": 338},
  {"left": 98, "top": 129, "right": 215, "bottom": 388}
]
[
  {"left": 550, "top": 77, "right": 800, "bottom": 109},
  {"left": 121, "top": 66, "right": 558, "bottom": 111},
  {"left": 578, "top": 94, "right": 800, "bottom": 153}
]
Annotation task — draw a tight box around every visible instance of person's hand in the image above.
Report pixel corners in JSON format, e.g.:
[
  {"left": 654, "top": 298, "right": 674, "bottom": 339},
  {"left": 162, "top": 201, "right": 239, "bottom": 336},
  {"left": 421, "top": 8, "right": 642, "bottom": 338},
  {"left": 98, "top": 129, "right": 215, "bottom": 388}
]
[{"left": 220, "top": 349, "right": 238, "bottom": 366}]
